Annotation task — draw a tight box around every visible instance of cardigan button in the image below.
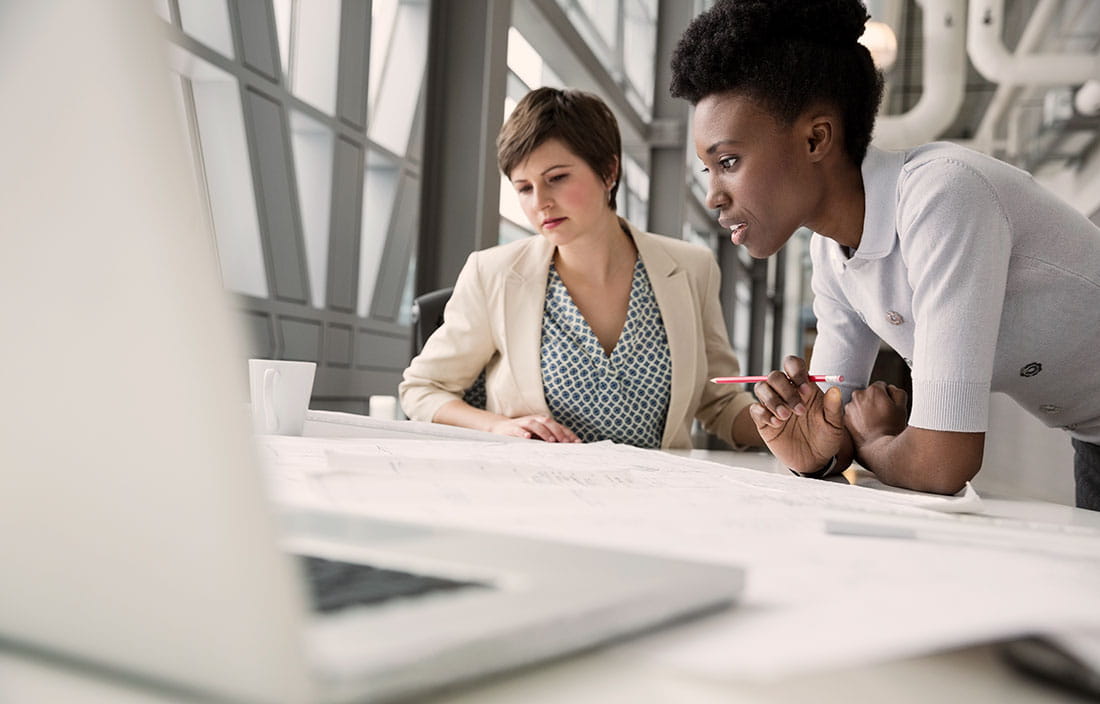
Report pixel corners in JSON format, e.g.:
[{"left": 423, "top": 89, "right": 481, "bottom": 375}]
[
  {"left": 1020, "top": 362, "right": 1042, "bottom": 377},
  {"left": 886, "top": 311, "right": 904, "bottom": 325}
]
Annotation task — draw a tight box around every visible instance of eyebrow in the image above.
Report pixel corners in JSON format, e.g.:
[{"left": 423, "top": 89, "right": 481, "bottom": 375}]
[
  {"left": 511, "top": 163, "right": 572, "bottom": 183},
  {"left": 704, "top": 140, "right": 742, "bottom": 155}
]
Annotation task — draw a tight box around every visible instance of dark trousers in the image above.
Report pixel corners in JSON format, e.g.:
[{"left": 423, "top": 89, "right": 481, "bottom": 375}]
[{"left": 1072, "top": 438, "right": 1100, "bottom": 511}]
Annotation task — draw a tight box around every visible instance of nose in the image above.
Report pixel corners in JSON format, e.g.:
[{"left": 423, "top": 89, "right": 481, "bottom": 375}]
[
  {"left": 532, "top": 182, "right": 553, "bottom": 210},
  {"left": 704, "top": 173, "right": 728, "bottom": 211}
]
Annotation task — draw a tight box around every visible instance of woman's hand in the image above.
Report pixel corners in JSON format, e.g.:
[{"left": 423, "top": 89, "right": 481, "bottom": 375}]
[
  {"left": 488, "top": 415, "right": 581, "bottom": 443},
  {"left": 749, "top": 355, "right": 847, "bottom": 474},
  {"left": 844, "top": 381, "right": 907, "bottom": 448}
]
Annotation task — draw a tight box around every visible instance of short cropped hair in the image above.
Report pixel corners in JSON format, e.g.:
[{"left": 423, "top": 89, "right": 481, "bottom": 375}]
[
  {"left": 497, "top": 87, "right": 622, "bottom": 209},
  {"left": 670, "top": 0, "right": 884, "bottom": 165}
]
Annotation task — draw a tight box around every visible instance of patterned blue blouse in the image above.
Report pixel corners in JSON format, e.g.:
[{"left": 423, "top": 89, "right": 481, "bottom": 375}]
[{"left": 540, "top": 258, "right": 672, "bottom": 448}]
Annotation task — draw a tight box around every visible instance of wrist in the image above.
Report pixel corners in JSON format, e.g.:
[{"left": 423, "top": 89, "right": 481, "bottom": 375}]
[
  {"left": 854, "top": 433, "right": 895, "bottom": 469},
  {"left": 481, "top": 413, "right": 509, "bottom": 434},
  {"left": 789, "top": 455, "right": 840, "bottom": 479}
]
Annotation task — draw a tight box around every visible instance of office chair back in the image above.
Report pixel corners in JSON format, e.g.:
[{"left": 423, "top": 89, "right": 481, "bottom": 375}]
[
  {"left": 411, "top": 286, "right": 454, "bottom": 356},
  {"left": 411, "top": 287, "right": 486, "bottom": 409}
]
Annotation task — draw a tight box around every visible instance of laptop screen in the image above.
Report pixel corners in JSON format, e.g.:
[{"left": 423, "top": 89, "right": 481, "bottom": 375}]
[{"left": 0, "top": 2, "right": 315, "bottom": 701}]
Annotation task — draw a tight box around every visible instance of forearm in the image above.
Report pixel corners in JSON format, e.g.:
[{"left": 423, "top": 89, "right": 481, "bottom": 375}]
[
  {"left": 432, "top": 399, "right": 510, "bottom": 434},
  {"left": 855, "top": 427, "right": 982, "bottom": 495}
]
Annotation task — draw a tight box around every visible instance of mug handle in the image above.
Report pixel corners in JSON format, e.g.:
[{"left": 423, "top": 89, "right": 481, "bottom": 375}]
[{"left": 262, "top": 368, "right": 280, "bottom": 433}]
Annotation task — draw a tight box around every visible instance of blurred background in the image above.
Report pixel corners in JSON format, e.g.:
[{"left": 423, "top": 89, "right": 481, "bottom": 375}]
[{"left": 153, "top": 0, "right": 1099, "bottom": 503}]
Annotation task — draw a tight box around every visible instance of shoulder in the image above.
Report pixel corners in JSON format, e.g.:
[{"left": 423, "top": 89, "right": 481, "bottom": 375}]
[
  {"left": 464, "top": 235, "right": 550, "bottom": 278},
  {"left": 632, "top": 227, "right": 717, "bottom": 274},
  {"left": 900, "top": 142, "right": 1028, "bottom": 200}
]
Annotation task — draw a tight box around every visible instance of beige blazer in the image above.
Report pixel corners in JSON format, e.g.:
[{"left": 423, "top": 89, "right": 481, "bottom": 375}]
[{"left": 399, "top": 220, "right": 754, "bottom": 449}]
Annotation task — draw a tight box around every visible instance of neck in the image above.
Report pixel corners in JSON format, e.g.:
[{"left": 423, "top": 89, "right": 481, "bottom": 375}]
[
  {"left": 554, "top": 211, "right": 636, "bottom": 283},
  {"left": 806, "top": 157, "right": 865, "bottom": 251}
]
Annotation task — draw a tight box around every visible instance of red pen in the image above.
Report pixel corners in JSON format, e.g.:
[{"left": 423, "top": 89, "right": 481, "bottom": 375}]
[{"left": 710, "top": 374, "right": 844, "bottom": 384}]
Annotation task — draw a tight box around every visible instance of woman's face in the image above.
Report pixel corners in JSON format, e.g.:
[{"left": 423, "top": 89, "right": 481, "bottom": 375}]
[
  {"left": 508, "top": 138, "right": 615, "bottom": 246},
  {"left": 693, "top": 91, "right": 822, "bottom": 258}
]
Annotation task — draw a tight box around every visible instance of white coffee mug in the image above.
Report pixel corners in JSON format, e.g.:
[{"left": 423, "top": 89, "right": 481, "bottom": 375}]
[
  {"left": 369, "top": 394, "right": 398, "bottom": 420},
  {"left": 248, "top": 359, "right": 316, "bottom": 435}
]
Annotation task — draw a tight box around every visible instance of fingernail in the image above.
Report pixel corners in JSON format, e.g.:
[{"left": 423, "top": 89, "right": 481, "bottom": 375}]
[
  {"left": 776, "top": 406, "right": 790, "bottom": 420},
  {"left": 771, "top": 417, "right": 783, "bottom": 427},
  {"left": 794, "top": 403, "right": 806, "bottom": 416},
  {"left": 800, "top": 383, "right": 811, "bottom": 394}
]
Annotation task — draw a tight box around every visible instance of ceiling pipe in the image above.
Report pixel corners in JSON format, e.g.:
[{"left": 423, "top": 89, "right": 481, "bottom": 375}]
[
  {"left": 964, "top": 0, "right": 1061, "bottom": 154},
  {"left": 967, "top": 0, "right": 1100, "bottom": 85},
  {"left": 873, "top": 0, "right": 968, "bottom": 150}
]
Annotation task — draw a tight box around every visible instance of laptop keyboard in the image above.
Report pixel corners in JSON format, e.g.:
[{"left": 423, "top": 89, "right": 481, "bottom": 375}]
[{"left": 298, "top": 555, "right": 487, "bottom": 614}]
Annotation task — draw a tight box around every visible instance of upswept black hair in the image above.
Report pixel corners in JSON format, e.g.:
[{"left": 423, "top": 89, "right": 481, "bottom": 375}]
[{"left": 670, "top": 0, "right": 884, "bottom": 165}]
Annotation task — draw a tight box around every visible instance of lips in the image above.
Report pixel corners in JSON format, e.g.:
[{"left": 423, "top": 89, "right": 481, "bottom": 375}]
[
  {"left": 542, "top": 217, "right": 567, "bottom": 230},
  {"left": 720, "top": 220, "right": 748, "bottom": 245}
]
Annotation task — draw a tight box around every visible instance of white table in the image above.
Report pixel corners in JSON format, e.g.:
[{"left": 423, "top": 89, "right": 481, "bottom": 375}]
[
  {"left": 295, "top": 412, "right": 1100, "bottom": 704},
  {"left": 3, "top": 411, "right": 1097, "bottom": 703}
]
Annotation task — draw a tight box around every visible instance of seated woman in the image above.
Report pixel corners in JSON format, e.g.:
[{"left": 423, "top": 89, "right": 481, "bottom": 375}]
[{"left": 400, "top": 87, "right": 763, "bottom": 450}]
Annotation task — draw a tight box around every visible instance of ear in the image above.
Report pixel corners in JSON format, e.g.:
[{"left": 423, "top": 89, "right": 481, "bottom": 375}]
[
  {"left": 604, "top": 156, "right": 620, "bottom": 189},
  {"left": 803, "top": 115, "right": 836, "bottom": 163}
]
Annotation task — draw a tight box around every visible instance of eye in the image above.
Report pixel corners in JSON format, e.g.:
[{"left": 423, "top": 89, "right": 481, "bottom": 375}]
[
  {"left": 516, "top": 184, "right": 532, "bottom": 194},
  {"left": 718, "top": 156, "right": 738, "bottom": 170},
  {"left": 548, "top": 173, "right": 567, "bottom": 183},
  {"left": 700, "top": 167, "right": 710, "bottom": 175}
]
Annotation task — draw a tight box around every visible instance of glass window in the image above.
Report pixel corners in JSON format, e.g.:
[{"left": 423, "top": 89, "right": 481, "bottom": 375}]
[
  {"left": 622, "top": 0, "right": 656, "bottom": 115},
  {"left": 499, "top": 173, "right": 533, "bottom": 233},
  {"left": 499, "top": 219, "right": 533, "bottom": 246},
  {"left": 555, "top": 0, "right": 656, "bottom": 116},
  {"left": 397, "top": 248, "right": 417, "bottom": 326},
  {"left": 503, "top": 94, "right": 519, "bottom": 122},
  {"left": 165, "top": 71, "right": 203, "bottom": 194},
  {"left": 577, "top": 0, "right": 618, "bottom": 49},
  {"left": 508, "top": 27, "right": 543, "bottom": 89},
  {"left": 558, "top": 0, "right": 616, "bottom": 65},
  {"left": 288, "top": 110, "right": 335, "bottom": 308},
  {"left": 368, "top": 0, "right": 398, "bottom": 111},
  {"left": 177, "top": 0, "right": 235, "bottom": 58},
  {"left": 683, "top": 224, "right": 718, "bottom": 254},
  {"left": 169, "top": 50, "right": 267, "bottom": 298},
  {"left": 507, "top": 29, "right": 564, "bottom": 91},
  {"left": 153, "top": 0, "right": 172, "bottom": 24},
  {"left": 357, "top": 151, "right": 400, "bottom": 317},
  {"left": 273, "top": 0, "right": 341, "bottom": 114},
  {"left": 620, "top": 154, "right": 649, "bottom": 230},
  {"left": 368, "top": 0, "right": 430, "bottom": 156},
  {"left": 542, "top": 63, "right": 565, "bottom": 89},
  {"left": 734, "top": 279, "right": 751, "bottom": 365}
]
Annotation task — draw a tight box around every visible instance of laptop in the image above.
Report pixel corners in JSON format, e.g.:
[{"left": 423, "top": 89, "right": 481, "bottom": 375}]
[{"left": 0, "top": 3, "right": 744, "bottom": 703}]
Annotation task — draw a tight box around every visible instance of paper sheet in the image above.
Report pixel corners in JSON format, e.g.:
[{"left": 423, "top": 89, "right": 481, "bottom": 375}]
[{"left": 256, "top": 434, "right": 1100, "bottom": 681}]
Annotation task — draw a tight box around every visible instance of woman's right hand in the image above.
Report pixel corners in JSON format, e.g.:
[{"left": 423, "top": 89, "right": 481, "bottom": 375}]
[
  {"left": 488, "top": 415, "right": 581, "bottom": 443},
  {"left": 749, "top": 355, "right": 847, "bottom": 474}
]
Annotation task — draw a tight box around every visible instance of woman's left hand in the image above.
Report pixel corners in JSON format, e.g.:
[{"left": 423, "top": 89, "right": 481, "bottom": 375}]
[{"left": 844, "top": 381, "right": 908, "bottom": 448}]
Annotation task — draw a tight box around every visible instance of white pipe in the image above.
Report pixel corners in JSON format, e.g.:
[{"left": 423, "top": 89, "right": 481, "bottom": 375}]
[
  {"left": 966, "top": 0, "right": 1059, "bottom": 153},
  {"left": 967, "top": 0, "right": 1100, "bottom": 85},
  {"left": 874, "top": 0, "right": 967, "bottom": 150}
]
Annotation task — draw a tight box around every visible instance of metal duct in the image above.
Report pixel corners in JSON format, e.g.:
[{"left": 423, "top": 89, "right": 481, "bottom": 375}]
[
  {"left": 873, "top": 0, "right": 968, "bottom": 150},
  {"left": 967, "top": 0, "right": 1100, "bottom": 85}
]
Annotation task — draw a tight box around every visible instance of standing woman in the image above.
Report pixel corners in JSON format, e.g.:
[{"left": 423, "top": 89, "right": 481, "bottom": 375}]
[
  {"left": 670, "top": 0, "right": 1100, "bottom": 508},
  {"left": 400, "top": 87, "right": 763, "bottom": 449}
]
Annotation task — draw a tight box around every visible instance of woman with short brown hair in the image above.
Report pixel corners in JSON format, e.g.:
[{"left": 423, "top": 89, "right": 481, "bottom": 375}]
[{"left": 400, "top": 87, "right": 762, "bottom": 450}]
